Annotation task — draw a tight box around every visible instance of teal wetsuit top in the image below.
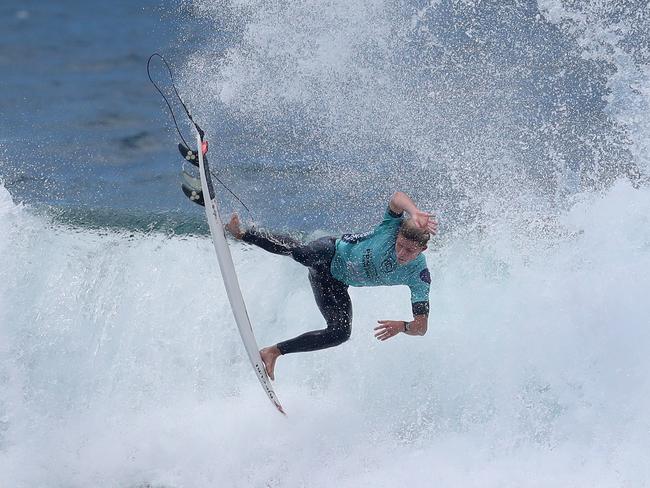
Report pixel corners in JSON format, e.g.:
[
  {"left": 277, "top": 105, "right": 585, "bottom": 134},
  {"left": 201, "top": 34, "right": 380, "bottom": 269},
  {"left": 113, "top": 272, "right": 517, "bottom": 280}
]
[{"left": 329, "top": 207, "right": 431, "bottom": 315}]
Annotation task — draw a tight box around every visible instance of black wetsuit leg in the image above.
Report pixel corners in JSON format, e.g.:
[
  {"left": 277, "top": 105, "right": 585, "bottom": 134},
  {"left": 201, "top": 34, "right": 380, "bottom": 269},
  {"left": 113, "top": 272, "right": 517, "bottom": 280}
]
[
  {"left": 242, "top": 229, "right": 335, "bottom": 267},
  {"left": 242, "top": 229, "right": 353, "bottom": 354},
  {"left": 241, "top": 229, "right": 300, "bottom": 256},
  {"left": 276, "top": 268, "right": 352, "bottom": 354}
]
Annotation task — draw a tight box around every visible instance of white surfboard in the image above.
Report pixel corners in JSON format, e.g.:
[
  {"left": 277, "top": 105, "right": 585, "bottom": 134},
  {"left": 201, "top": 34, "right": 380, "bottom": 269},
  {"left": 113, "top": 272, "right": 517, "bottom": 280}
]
[{"left": 195, "top": 130, "right": 285, "bottom": 415}]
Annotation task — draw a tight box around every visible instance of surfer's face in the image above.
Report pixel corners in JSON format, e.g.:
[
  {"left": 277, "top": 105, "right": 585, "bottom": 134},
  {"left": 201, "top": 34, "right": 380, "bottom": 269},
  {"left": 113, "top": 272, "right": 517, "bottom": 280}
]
[{"left": 395, "top": 234, "right": 426, "bottom": 264}]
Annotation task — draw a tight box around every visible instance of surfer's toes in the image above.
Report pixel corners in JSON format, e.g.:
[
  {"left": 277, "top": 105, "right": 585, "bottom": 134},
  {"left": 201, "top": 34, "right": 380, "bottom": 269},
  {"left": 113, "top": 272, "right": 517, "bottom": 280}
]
[
  {"left": 264, "top": 361, "right": 275, "bottom": 381},
  {"left": 260, "top": 347, "right": 278, "bottom": 381}
]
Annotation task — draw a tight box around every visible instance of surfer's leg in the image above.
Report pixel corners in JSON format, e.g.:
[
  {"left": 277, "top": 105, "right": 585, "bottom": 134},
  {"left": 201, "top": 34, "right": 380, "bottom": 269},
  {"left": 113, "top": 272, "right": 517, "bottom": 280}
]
[
  {"left": 275, "top": 270, "right": 352, "bottom": 354},
  {"left": 243, "top": 228, "right": 337, "bottom": 268},
  {"left": 290, "top": 236, "right": 337, "bottom": 268},
  {"left": 260, "top": 271, "right": 350, "bottom": 378},
  {"left": 242, "top": 228, "right": 301, "bottom": 255}
]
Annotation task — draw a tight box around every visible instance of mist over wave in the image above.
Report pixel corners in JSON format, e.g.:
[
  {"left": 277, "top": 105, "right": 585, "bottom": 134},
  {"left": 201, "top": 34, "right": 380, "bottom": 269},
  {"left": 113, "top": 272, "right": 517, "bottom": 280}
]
[
  {"left": 2, "top": 0, "right": 650, "bottom": 486},
  {"left": 182, "top": 0, "right": 648, "bottom": 231}
]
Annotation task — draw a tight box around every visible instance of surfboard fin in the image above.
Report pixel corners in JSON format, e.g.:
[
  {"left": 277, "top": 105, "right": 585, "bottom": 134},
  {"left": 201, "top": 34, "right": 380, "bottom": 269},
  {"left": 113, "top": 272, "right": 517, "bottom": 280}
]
[
  {"left": 181, "top": 169, "right": 201, "bottom": 189},
  {"left": 181, "top": 182, "right": 205, "bottom": 206},
  {"left": 178, "top": 142, "right": 207, "bottom": 167}
]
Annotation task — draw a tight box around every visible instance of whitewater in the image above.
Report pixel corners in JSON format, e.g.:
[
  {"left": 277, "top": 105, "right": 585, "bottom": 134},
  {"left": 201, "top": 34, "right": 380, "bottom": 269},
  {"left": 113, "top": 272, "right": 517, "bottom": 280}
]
[
  {"left": 2, "top": 176, "right": 650, "bottom": 486},
  {"left": 2, "top": 0, "right": 650, "bottom": 486}
]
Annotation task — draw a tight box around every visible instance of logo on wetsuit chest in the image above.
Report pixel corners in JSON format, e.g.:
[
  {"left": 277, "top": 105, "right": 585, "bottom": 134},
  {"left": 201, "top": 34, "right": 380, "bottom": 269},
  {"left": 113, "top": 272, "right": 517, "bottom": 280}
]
[
  {"left": 381, "top": 257, "right": 396, "bottom": 273},
  {"left": 361, "top": 248, "right": 396, "bottom": 279},
  {"left": 362, "top": 249, "right": 379, "bottom": 280}
]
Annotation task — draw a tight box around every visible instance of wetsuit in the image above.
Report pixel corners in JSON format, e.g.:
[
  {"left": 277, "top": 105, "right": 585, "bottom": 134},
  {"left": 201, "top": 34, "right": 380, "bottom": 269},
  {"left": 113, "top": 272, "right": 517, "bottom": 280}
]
[{"left": 242, "top": 207, "right": 431, "bottom": 355}]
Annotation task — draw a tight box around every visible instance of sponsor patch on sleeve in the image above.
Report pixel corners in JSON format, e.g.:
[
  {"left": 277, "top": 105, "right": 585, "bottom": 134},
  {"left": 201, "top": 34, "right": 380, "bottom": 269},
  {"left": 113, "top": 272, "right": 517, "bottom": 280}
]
[
  {"left": 387, "top": 206, "right": 404, "bottom": 218},
  {"left": 420, "top": 268, "right": 431, "bottom": 284},
  {"left": 412, "top": 301, "right": 430, "bottom": 315}
]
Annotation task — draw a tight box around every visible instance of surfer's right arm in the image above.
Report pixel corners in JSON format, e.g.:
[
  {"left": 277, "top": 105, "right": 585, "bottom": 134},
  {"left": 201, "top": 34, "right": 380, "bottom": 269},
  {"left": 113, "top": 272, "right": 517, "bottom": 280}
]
[{"left": 389, "top": 191, "right": 437, "bottom": 234}]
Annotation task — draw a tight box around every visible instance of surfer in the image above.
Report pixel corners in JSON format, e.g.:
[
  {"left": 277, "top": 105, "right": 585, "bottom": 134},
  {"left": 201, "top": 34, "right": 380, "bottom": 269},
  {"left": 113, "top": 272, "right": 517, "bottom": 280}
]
[{"left": 225, "top": 191, "right": 437, "bottom": 380}]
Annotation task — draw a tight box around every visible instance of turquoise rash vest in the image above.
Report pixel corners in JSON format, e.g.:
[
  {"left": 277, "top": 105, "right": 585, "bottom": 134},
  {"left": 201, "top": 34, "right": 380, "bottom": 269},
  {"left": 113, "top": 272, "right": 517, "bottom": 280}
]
[{"left": 329, "top": 207, "right": 431, "bottom": 315}]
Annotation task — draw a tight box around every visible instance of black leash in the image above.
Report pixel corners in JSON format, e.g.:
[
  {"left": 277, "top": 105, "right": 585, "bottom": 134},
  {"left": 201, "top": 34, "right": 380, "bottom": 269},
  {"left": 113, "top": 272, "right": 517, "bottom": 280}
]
[
  {"left": 147, "top": 53, "right": 253, "bottom": 216},
  {"left": 147, "top": 53, "right": 202, "bottom": 145}
]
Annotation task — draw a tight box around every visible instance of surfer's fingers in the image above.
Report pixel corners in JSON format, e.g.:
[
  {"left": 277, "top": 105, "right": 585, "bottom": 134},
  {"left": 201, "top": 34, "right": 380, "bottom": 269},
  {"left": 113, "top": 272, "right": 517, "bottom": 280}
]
[
  {"left": 376, "top": 327, "right": 396, "bottom": 339},
  {"left": 415, "top": 214, "right": 430, "bottom": 227}
]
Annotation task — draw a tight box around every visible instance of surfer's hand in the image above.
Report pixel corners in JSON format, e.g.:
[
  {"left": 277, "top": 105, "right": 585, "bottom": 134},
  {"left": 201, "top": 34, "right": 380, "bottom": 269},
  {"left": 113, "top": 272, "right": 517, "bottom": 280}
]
[
  {"left": 226, "top": 214, "right": 245, "bottom": 240},
  {"left": 412, "top": 209, "right": 438, "bottom": 235},
  {"left": 374, "top": 320, "right": 404, "bottom": 341}
]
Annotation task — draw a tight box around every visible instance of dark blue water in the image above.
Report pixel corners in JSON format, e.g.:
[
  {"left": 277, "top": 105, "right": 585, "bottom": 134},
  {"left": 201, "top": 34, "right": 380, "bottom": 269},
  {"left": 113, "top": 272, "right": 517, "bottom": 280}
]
[{"left": 0, "top": 0, "right": 202, "bottom": 225}]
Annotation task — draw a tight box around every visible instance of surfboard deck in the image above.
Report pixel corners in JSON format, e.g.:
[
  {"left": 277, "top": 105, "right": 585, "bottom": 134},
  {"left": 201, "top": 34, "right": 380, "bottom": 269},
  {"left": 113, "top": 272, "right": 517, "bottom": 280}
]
[{"left": 194, "top": 130, "right": 285, "bottom": 415}]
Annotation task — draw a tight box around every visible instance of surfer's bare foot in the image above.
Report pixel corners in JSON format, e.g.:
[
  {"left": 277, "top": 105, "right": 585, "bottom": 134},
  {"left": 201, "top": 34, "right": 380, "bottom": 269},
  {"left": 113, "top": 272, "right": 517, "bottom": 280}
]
[
  {"left": 226, "top": 214, "right": 244, "bottom": 240},
  {"left": 260, "top": 345, "right": 281, "bottom": 381}
]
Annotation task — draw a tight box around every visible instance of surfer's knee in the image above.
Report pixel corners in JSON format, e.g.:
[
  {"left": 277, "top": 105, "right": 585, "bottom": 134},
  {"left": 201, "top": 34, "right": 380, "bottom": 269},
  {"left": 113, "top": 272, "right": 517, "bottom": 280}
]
[
  {"left": 290, "top": 244, "right": 312, "bottom": 265},
  {"left": 293, "top": 237, "right": 336, "bottom": 267},
  {"left": 328, "top": 324, "right": 351, "bottom": 346}
]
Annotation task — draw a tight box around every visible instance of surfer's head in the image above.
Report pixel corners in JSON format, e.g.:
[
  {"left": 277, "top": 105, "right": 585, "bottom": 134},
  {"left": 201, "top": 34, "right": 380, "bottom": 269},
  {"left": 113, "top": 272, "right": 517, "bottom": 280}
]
[{"left": 396, "top": 219, "right": 429, "bottom": 264}]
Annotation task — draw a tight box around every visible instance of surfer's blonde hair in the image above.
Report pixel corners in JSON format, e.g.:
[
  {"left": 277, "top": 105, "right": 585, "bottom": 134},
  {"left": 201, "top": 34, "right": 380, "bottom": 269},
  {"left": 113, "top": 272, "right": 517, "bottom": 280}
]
[{"left": 398, "top": 218, "right": 430, "bottom": 248}]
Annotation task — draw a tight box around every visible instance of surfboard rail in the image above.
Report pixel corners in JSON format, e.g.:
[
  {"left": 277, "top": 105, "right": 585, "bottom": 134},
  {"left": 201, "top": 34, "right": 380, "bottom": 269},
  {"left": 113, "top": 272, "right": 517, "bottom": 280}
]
[{"left": 195, "top": 130, "right": 286, "bottom": 415}]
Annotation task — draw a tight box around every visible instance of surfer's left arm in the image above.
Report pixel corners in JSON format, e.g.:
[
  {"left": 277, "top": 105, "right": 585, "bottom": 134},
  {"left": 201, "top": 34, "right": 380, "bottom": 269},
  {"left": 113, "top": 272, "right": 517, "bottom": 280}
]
[{"left": 374, "top": 314, "right": 428, "bottom": 341}]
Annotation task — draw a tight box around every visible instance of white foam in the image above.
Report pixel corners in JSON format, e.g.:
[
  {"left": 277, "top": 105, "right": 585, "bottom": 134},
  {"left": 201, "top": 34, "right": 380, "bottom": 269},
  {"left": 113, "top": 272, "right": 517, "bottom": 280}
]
[{"left": 1, "top": 177, "right": 650, "bottom": 486}]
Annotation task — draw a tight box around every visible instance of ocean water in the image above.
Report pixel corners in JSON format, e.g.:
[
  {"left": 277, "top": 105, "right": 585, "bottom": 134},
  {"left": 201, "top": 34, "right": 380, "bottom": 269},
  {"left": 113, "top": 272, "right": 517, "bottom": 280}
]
[{"left": 1, "top": 0, "right": 649, "bottom": 487}]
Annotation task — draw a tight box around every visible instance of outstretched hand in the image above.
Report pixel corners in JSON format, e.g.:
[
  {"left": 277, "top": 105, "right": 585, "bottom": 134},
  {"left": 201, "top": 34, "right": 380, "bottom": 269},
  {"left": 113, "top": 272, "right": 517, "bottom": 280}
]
[
  {"left": 412, "top": 209, "right": 438, "bottom": 235},
  {"left": 374, "top": 320, "right": 404, "bottom": 341}
]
